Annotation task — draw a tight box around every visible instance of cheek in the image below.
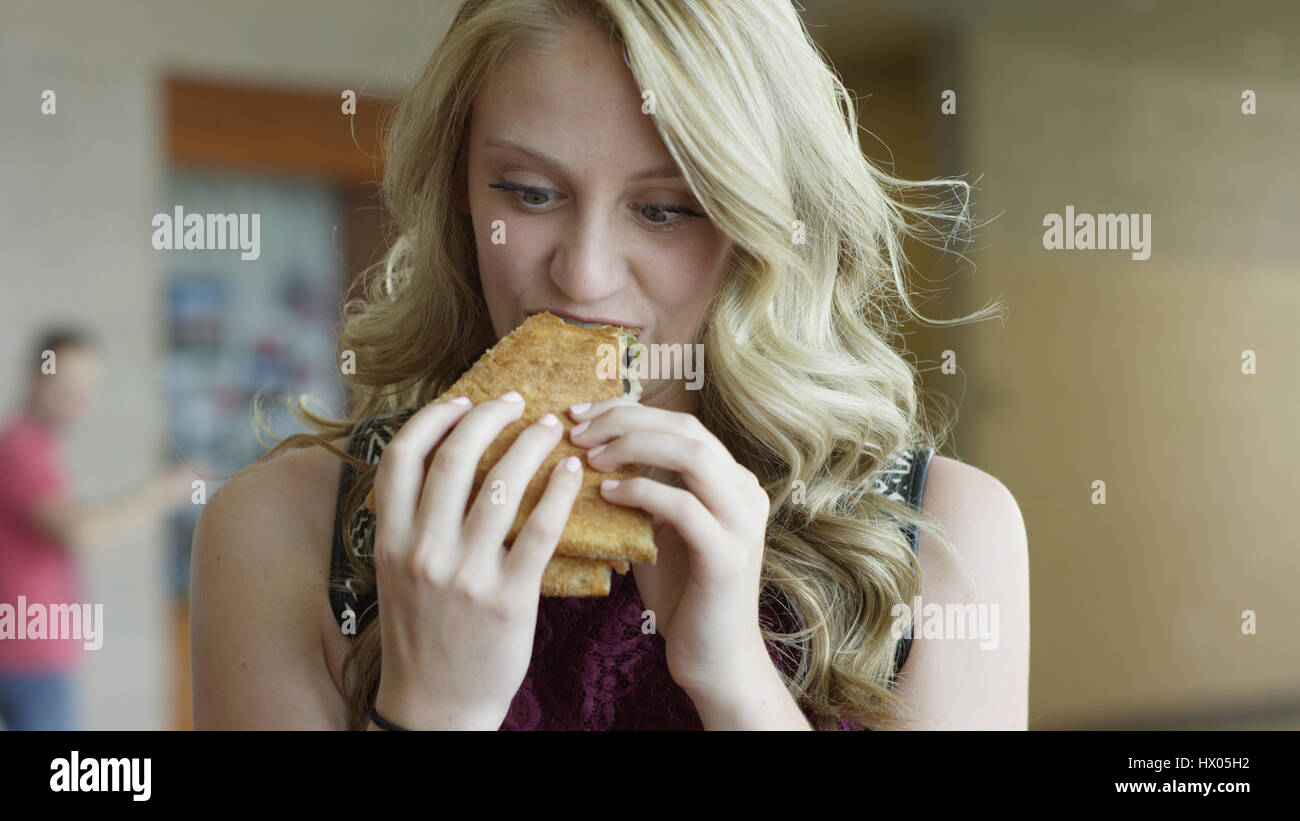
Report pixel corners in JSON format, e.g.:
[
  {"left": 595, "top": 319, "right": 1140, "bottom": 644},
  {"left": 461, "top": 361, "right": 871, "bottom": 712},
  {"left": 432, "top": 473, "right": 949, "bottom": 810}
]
[
  {"left": 475, "top": 216, "right": 549, "bottom": 312},
  {"left": 478, "top": 228, "right": 545, "bottom": 287},
  {"left": 642, "top": 233, "right": 729, "bottom": 307}
]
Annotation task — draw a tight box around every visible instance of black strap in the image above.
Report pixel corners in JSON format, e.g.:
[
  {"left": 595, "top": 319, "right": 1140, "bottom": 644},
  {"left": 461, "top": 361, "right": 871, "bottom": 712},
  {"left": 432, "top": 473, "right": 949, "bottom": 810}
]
[
  {"left": 327, "top": 423, "right": 365, "bottom": 633},
  {"left": 888, "top": 444, "right": 935, "bottom": 686},
  {"left": 329, "top": 410, "right": 418, "bottom": 635}
]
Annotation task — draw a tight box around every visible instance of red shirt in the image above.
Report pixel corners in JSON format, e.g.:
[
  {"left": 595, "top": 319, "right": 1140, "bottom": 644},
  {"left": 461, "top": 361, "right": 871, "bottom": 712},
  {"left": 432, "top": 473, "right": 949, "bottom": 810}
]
[{"left": 0, "top": 412, "right": 84, "bottom": 672}]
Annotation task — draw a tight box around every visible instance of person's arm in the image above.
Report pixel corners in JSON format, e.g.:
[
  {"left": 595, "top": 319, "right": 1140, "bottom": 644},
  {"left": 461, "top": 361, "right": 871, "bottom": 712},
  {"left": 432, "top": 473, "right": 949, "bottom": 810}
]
[
  {"left": 892, "top": 455, "right": 1030, "bottom": 729},
  {"left": 190, "top": 448, "right": 350, "bottom": 730},
  {"left": 29, "top": 467, "right": 195, "bottom": 555}
]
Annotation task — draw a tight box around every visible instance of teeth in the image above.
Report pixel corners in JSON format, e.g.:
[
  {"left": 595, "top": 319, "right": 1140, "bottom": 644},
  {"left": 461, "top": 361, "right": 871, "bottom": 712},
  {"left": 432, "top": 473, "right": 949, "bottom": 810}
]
[{"left": 561, "top": 318, "right": 609, "bottom": 329}]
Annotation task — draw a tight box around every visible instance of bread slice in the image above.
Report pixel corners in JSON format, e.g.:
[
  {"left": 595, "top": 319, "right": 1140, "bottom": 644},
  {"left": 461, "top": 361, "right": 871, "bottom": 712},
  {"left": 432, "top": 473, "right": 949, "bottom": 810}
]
[
  {"left": 542, "top": 556, "right": 629, "bottom": 598},
  {"left": 363, "top": 311, "right": 656, "bottom": 596}
]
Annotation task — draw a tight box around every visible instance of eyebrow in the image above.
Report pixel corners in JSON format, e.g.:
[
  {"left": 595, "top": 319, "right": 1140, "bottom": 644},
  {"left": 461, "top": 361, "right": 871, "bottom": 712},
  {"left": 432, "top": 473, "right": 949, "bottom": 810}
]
[{"left": 482, "top": 138, "right": 684, "bottom": 182}]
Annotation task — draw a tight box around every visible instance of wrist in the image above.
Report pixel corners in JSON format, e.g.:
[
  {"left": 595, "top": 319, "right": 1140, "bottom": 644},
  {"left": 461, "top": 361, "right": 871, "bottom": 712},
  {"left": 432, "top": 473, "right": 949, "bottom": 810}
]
[
  {"left": 682, "top": 650, "right": 779, "bottom": 709},
  {"left": 681, "top": 640, "right": 808, "bottom": 730},
  {"left": 373, "top": 684, "right": 504, "bottom": 731},
  {"left": 687, "top": 666, "right": 807, "bottom": 730}
]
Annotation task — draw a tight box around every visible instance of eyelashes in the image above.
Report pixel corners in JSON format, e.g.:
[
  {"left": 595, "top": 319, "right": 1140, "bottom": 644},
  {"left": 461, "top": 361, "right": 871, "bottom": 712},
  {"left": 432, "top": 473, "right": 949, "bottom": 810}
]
[{"left": 487, "top": 179, "right": 706, "bottom": 231}]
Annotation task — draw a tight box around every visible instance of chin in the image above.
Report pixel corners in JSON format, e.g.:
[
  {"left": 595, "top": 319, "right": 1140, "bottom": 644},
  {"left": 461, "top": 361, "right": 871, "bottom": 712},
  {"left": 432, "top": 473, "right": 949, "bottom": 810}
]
[{"left": 637, "top": 379, "right": 673, "bottom": 408}]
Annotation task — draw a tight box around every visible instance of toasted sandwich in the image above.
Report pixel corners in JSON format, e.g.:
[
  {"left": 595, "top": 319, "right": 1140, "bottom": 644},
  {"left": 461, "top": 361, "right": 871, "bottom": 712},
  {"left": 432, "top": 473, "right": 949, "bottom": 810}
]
[{"left": 364, "top": 311, "right": 656, "bottom": 596}]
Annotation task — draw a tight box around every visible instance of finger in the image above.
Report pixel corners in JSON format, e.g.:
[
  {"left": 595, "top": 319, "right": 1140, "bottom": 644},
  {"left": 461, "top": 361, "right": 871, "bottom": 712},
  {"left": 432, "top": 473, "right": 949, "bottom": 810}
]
[
  {"left": 567, "top": 403, "right": 729, "bottom": 463},
  {"left": 567, "top": 395, "right": 637, "bottom": 420},
  {"left": 461, "top": 411, "right": 565, "bottom": 562},
  {"left": 413, "top": 391, "right": 526, "bottom": 539},
  {"left": 596, "top": 475, "right": 721, "bottom": 560},
  {"left": 372, "top": 397, "right": 474, "bottom": 554},
  {"left": 585, "top": 430, "right": 742, "bottom": 518},
  {"left": 502, "top": 454, "right": 584, "bottom": 591}
]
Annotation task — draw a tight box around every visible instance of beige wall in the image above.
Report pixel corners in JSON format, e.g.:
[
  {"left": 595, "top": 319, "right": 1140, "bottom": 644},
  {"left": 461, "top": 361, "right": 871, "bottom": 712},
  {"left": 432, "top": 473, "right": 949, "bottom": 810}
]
[{"left": 959, "top": 25, "right": 1299, "bottom": 726}]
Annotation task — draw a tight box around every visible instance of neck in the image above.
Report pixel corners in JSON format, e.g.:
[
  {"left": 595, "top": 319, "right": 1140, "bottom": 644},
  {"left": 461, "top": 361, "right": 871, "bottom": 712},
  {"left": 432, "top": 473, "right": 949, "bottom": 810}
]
[{"left": 22, "top": 399, "right": 58, "bottom": 434}]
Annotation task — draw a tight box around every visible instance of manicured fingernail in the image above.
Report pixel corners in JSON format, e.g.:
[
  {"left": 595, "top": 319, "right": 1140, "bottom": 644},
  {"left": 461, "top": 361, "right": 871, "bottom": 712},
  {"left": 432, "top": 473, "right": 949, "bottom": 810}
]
[
  {"left": 538, "top": 413, "right": 558, "bottom": 427},
  {"left": 587, "top": 444, "right": 607, "bottom": 458},
  {"left": 601, "top": 479, "right": 619, "bottom": 491},
  {"left": 450, "top": 396, "right": 471, "bottom": 405},
  {"left": 570, "top": 419, "right": 590, "bottom": 436},
  {"left": 500, "top": 390, "right": 523, "bottom": 402},
  {"left": 570, "top": 402, "right": 591, "bottom": 414},
  {"left": 564, "top": 456, "right": 581, "bottom": 472}
]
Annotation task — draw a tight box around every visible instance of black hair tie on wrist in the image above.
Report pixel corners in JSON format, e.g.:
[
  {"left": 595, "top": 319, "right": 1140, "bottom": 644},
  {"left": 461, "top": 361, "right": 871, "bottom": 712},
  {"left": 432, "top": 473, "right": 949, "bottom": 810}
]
[{"left": 370, "top": 707, "right": 411, "bottom": 731}]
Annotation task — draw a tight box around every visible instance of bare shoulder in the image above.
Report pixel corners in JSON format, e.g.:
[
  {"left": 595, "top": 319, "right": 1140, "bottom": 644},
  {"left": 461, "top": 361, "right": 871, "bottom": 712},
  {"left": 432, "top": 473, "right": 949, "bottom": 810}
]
[
  {"left": 190, "top": 436, "right": 351, "bottom": 729},
  {"left": 919, "top": 454, "right": 1026, "bottom": 580},
  {"left": 893, "top": 453, "right": 1030, "bottom": 729}
]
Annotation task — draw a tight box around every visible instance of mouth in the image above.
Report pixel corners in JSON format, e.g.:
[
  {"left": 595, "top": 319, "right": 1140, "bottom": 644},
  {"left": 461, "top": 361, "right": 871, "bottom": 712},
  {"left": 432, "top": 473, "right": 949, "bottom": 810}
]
[
  {"left": 528, "top": 308, "right": 644, "bottom": 340},
  {"left": 525, "top": 308, "right": 645, "bottom": 399}
]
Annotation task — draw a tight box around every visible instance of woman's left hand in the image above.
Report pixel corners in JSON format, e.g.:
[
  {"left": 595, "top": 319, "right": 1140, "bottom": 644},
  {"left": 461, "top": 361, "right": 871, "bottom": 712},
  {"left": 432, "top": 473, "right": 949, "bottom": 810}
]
[{"left": 567, "top": 397, "right": 777, "bottom": 702}]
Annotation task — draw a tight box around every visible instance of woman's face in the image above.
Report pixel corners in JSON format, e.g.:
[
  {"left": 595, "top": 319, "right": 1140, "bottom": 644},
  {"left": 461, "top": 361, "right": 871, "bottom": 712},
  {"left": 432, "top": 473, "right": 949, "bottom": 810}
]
[{"left": 459, "top": 20, "right": 733, "bottom": 412}]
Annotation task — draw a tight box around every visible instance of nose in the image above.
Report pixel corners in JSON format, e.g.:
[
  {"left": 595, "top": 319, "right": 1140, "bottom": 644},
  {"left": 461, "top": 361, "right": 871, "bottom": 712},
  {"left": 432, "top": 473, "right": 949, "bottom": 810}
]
[{"left": 549, "top": 203, "right": 626, "bottom": 303}]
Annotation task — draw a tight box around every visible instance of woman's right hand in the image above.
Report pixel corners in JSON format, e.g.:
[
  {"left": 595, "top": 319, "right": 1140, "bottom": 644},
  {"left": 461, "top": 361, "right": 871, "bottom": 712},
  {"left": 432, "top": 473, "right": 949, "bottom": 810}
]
[{"left": 368, "top": 391, "right": 583, "bottom": 730}]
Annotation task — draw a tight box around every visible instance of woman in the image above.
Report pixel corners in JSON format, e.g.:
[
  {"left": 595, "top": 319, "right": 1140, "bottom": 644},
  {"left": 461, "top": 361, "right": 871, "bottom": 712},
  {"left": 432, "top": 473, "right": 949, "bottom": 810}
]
[{"left": 191, "top": 0, "right": 1028, "bottom": 731}]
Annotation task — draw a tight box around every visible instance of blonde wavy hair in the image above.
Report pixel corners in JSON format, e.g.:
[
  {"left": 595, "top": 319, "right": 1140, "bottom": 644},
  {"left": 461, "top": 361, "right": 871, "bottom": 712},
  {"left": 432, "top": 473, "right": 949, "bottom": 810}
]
[{"left": 249, "top": 0, "right": 1003, "bottom": 730}]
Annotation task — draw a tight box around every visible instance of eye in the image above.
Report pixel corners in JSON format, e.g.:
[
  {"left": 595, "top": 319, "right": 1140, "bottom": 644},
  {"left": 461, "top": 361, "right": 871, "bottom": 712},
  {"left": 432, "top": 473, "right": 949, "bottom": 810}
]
[
  {"left": 630, "top": 202, "right": 708, "bottom": 233},
  {"left": 488, "top": 180, "right": 556, "bottom": 209},
  {"left": 488, "top": 179, "right": 707, "bottom": 232}
]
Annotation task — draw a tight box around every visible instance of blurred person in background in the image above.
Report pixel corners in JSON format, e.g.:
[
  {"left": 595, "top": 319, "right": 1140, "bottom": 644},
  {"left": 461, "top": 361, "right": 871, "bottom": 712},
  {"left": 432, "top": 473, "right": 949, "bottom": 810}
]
[{"left": 0, "top": 326, "right": 200, "bottom": 730}]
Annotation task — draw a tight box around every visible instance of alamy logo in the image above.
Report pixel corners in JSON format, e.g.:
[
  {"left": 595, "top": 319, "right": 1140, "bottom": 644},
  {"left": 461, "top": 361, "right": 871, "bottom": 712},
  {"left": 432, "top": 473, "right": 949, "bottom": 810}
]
[
  {"left": 0, "top": 596, "right": 103, "bottom": 650},
  {"left": 1042, "top": 205, "right": 1151, "bottom": 260},
  {"left": 596, "top": 338, "right": 705, "bottom": 390},
  {"left": 890, "top": 595, "right": 1000, "bottom": 650},
  {"left": 151, "top": 206, "right": 261, "bottom": 260},
  {"left": 50, "top": 751, "right": 151, "bottom": 801}
]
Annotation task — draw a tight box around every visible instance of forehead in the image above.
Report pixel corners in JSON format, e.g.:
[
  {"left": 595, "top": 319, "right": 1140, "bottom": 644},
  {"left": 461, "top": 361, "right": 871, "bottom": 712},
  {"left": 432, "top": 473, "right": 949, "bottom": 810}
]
[{"left": 470, "top": 22, "right": 676, "bottom": 177}]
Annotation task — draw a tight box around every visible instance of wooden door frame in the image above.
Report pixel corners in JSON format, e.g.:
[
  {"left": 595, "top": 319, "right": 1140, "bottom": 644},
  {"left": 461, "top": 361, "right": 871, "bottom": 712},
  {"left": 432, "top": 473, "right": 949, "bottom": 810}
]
[{"left": 166, "top": 75, "right": 397, "bottom": 730}]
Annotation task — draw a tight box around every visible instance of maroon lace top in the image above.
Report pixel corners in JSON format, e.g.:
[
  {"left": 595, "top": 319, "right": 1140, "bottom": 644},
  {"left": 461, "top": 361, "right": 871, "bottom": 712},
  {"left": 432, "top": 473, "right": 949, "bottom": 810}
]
[{"left": 329, "top": 410, "right": 933, "bottom": 730}]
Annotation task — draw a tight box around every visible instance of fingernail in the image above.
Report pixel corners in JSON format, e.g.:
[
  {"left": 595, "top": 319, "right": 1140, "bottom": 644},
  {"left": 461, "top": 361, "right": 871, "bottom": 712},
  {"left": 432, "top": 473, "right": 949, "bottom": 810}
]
[
  {"left": 570, "top": 402, "right": 591, "bottom": 414},
  {"left": 500, "top": 390, "right": 523, "bottom": 402},
  {"left": 564, "top": 456, "right": 581, "bottom": 472},
  {"left": 450, "top": 396, "right": 471, "bottom": 405},
  {"left": 587, "top": 444, "right": 607, "bottom": 458},
  {"left": 601, "top": 479, "right": 619, "bottom": 491},
  {"left": 538, "top": 413, "right": 558, "bottom": 427},
  {"left": 570, "top": 419, "right": 590, "bottom": 436}
]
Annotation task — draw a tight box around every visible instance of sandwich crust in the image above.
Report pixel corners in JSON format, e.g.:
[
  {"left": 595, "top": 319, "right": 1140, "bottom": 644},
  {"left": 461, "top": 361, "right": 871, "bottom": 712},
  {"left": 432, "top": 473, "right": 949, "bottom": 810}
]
[
  {"left": 363, "top": 311, "right": 657, "bottom": 596},
  {"left": 541, "top": 556, "right": 628, "bottom": 598}
]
